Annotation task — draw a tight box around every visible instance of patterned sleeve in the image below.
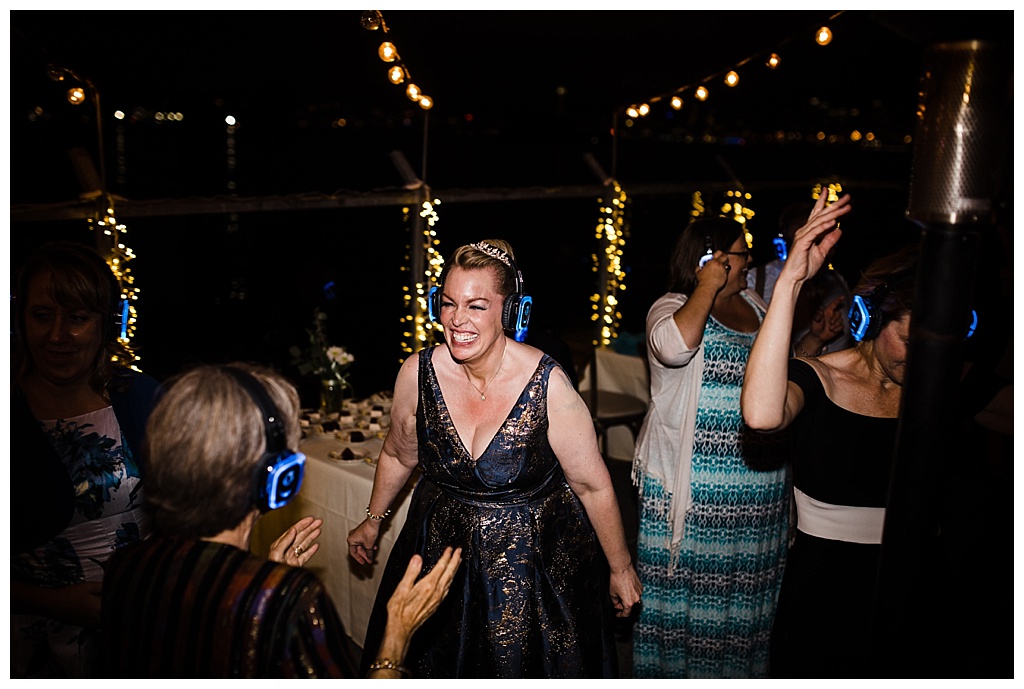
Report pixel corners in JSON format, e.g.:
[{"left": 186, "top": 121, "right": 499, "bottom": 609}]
[{"left": 284, "top": 574, "right": 362, "bottom": 678}]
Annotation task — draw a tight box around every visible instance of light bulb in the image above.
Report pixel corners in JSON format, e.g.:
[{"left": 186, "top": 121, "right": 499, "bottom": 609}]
[
  {"left": 378, "top": 41, "right": 397, "bottom": 62},
  {"left": 388, "top": 65, "right": 405, "bottom": 84},
  {"left": 626, "top": 106, "right": 639, "bottom": 118},
  {"left": 406, "top": 83, "right": 421, "bottom": 101},
  {"left": 360, "top": 10, "right": 380, "bottom": 30},
  {"left": 419, "top": 95, "right": 433, "bottom": 110},
  {"left": 67, "top": 86, "right": 86, "bottom": 105},
  {"left": 638, "top": 103, "right": 650, "bottom": 116},
  {"left": 670, "top": 96, "right": 683, "bottom": 110},
  {"left": 766, "top": 53, "right": 781, "bottom": 69},
  {"left": 725, "top": 71, "right": 739, "bottom": 87},
  {"left": 695, "top": 86, "right": 708, "bottom": 101},
  {"left": 816, "top": 26, "right": 832, "bottom": 45}
]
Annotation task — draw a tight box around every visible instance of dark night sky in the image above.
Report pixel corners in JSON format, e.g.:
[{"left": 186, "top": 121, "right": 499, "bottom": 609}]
[{"left": 6, "top": 9, "right": 1013, "bottom": 395}]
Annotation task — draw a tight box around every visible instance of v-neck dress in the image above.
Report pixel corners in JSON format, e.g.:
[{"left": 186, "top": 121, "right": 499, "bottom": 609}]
[{"left": 358, "top": 347, "right": 617, "bottom": 678}]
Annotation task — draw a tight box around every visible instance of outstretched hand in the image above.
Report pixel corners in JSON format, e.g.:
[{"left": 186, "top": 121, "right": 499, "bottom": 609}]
[
  {"left": 785, "top": 192, "right": 852, "bottom": 284},
  {"left": 386, "top": 547, "right": 463, "bottom": 637},
  {"left": 268, "top": 516, "right": 323, "bottom": 568}
]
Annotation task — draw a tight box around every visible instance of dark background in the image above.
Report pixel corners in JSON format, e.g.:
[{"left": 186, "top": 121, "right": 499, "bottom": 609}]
[{"left": 8, "top": 10, "right": 1012, "bottom": 400}]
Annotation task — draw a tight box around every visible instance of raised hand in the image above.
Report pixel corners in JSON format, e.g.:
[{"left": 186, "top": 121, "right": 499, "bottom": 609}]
[
  {"left": 785, "top": 192, "right": 852, "bottom": 284},
  {"left": 696, "top": 250, "right": 732, "bottom": 293}
]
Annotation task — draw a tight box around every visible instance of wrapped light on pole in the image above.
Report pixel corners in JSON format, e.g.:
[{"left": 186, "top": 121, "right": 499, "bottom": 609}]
[{"left": 872, "top": 40, "right": 1011, "bottom": 675}]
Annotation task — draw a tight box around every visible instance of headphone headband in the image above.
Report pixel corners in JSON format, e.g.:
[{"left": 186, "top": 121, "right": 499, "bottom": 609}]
[{"left": 220, "top": 367, "right": 305, "bottom": 512}]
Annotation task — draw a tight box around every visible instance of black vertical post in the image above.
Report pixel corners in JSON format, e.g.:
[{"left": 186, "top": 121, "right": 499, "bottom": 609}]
[{"left": 872, "top": 40, "right": 1011, "bottom": 676}]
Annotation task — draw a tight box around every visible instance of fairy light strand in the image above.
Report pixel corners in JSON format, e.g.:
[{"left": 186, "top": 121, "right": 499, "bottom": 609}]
[
  {"left": 591, "top": 181, "right": 630, "bottom": 347},
  {"left": 90, "top": 203, "right": 142, "bottom": 371},
  {"left": 399, "top": 194, "right": 444, "bottom": 360}
]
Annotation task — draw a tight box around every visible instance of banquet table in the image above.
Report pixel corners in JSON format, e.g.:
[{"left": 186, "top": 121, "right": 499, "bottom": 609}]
[{"left": 250, "top": 426, "right": 416, "bottom": 649}]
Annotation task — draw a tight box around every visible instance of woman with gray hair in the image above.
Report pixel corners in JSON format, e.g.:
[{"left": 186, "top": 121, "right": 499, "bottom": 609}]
[{"left": 100, "top": 363, "right": 460, "bottom": 678}]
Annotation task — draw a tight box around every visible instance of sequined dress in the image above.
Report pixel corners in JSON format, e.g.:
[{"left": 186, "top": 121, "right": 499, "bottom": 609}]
[{"left": 359, "top": 347, "right": 618, "bottom": 678}]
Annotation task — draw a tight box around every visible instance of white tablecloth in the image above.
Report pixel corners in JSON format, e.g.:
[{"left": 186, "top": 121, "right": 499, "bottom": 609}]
[{"left": 249, "top": 431, "right": 415, "bottom": 648}]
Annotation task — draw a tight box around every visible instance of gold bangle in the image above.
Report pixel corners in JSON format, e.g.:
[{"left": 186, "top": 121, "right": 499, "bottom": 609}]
[
  {"left": 366, "top": 506, "right": 392, "bottom": 521},
  {"left": 367, "top": 658, "right": 411, "bottom": 678}
]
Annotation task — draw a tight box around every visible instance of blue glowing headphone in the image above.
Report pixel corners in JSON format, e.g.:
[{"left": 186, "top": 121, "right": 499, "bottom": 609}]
[
  {"left": 221, "top": 367, "right": 306, "bottom": 512},
  {"left": 773, "top": 233, "right": 789, "bottom": 261},
  {"left": 849, "top": 270, "right": 978, "bottom": 343},
  {"left": 848, "top": 271, "right": 913, "bottom": 343},
  {"left": 428, "top": 244, "right": 533, "bottom": 342},
  {"left": 697, "top": 233, "right": 715, "bottom": 269}
]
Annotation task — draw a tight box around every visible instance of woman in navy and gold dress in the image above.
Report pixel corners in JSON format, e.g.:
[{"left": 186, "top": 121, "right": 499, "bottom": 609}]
[{"left": 348, "top": 240, "right": 641, "bottom": 678}]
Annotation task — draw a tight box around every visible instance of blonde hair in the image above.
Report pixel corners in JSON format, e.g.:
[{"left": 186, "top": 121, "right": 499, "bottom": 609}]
[
  {"left": 142, "top": 363, "right": 301, "bottom": 538},
  {"left": 443, "top": 239, "right": 518, "bottom": 296}
]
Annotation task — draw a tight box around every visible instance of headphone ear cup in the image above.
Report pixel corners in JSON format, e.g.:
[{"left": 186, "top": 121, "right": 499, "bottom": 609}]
[
  {"left": 428, "top": 286, "right": 441, "bottom": 323},
  {"left": 251, "top": 451, "right": 306, "bottom": 513},
  {"left": 849, "top": 293, "right": 883, "bottom": 342},
  {"left": 502, "top": 294, "right": 518, "bottom": 331}
]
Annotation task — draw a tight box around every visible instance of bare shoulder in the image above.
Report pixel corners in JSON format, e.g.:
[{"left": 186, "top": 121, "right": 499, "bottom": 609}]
[{"left": 800, "top": 349, "right": 858, "bottom": 400}]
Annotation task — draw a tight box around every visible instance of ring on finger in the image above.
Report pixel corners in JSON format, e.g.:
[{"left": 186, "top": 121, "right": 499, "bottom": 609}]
[{"left": 295, "top": 545, "right": 304, "bottom": 557}]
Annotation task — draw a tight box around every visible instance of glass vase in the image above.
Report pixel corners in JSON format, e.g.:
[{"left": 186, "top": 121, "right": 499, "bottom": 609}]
[{"left": 320, "top": 378, "right": 346, "bottom": 416}]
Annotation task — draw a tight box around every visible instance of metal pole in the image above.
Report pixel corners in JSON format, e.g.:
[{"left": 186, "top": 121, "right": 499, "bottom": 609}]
[{"left": 872, "top": 39, "right": 1011, "bottom": 676}]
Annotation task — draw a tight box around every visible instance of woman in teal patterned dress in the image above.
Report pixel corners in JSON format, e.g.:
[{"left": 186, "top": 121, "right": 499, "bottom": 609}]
[{"left": 631, "top": 218, "right": 791, "bottom": 678}]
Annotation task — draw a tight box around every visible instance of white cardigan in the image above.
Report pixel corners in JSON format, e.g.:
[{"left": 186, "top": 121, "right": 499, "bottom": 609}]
[{"left": 632, "top": 289, "right": 767, "bottom": 566}]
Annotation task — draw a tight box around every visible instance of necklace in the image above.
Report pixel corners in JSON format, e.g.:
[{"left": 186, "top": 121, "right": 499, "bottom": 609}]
[{"left": 464, "top": 344, "right": 506, "bottom": 401}]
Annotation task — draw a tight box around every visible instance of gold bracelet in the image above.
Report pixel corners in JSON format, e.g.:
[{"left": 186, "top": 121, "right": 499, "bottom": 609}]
[
  {"left": 367, "top": 657, "right": 411, "bottom": 678},
  {"left": 366, "top": 506, "right": 392, "bottom": 521}
]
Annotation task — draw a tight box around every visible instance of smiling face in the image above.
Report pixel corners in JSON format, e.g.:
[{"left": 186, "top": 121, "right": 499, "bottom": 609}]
[
  {"left": 438, "top": 266, "right": 507, "bottom": 362},
  {"left": 721, "top": 235, "right": 752, "bottom": 295},
  {"left": 23, "top": 271, "right": 105, "bottom": 389}
]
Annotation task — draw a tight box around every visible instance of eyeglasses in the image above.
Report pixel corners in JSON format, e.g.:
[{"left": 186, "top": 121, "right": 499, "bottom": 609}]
[{"left": 723, "top": 250, "right": 751, "bottom": 260}]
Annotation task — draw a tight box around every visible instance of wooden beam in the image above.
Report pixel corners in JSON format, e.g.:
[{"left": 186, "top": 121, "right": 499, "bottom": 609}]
[{"left": 10, "top": 178, "right": 906, "bottom": 223}]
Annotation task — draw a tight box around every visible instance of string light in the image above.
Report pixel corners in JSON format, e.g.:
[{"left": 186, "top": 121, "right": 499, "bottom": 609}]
[
  {"left": 418, "top": 95, "right": 434, "bottom": 110},
  {"left": 400, "top": 195, "right": 444, "bottom": 359},
  {"left": 47, "top": 63, "right": 144, "bottom": 371},
  {"left": 616, "top": 11, "right": 845, "bottom": 117},
  {"left": 591, "top": 181, "right": 630, "bottom": 347},
  {"left": 90, "top": 206, "right": 142, "bottom": 371},
  {"left": 362, "top": 10, "right": 434, "bottom": 109}
]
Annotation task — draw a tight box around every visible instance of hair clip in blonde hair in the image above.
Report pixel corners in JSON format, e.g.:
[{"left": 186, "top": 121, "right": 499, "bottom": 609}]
[{"left": 470, "top": 242, "right": 511, "bottom": 267}]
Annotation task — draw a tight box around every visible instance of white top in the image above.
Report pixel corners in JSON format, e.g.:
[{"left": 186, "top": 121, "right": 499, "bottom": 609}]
[{"left": 793, "top": 487, "right": 886, "bottom": 544}]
